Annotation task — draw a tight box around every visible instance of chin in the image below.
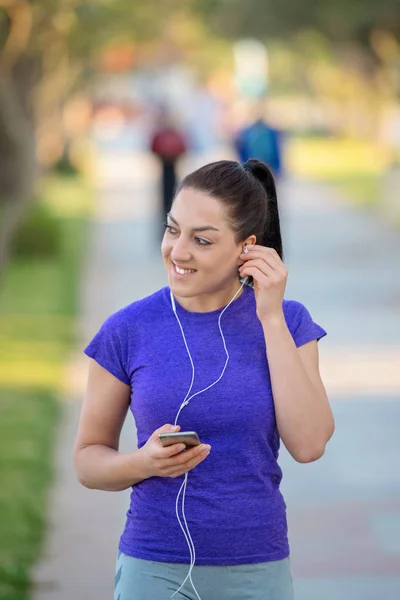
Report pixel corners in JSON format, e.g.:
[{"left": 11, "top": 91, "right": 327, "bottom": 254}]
[
  {"left": 169, "top": 282, "right": 198, "bottom": 298},
  {"left": 168, "top": 276, "right": 207, "bottom": 297}
]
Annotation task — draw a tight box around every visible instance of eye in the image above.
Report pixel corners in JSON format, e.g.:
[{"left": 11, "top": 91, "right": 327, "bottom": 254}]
[
  {"left": 164, "top": 223, "right": 178, "bottom": 235},
  {"left": 195, "top": 237, "right": 212, "bottom": 246}
]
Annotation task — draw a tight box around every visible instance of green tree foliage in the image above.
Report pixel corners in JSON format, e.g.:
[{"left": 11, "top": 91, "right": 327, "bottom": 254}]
[
  {"left": 0, "top": 0, "right": 190, "bottom": 274},
  {"left": 196, "top": 0, "right": 400, "bottom": 51}
]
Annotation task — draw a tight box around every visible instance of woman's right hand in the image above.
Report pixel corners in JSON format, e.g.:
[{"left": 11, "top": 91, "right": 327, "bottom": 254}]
[{"left": 138, "top": 424, "right": 211, "bottom": 479}]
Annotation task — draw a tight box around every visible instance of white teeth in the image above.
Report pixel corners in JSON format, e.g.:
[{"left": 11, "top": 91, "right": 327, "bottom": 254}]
[{"left": 174, "top": 264, "right": 195, "bottom": 275}]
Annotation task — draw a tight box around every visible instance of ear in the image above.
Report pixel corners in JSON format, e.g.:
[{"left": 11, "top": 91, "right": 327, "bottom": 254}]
[
  {"left": 237, "top": 234, "right": 257, "bottom": 266},
  {"left": 242, "top": 234, "right": 257, "bottom": 251}
]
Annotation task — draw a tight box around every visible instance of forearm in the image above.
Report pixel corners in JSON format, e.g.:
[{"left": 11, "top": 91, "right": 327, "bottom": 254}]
[
  {"left": 262, "top": 314, "right": 334, "bottom": 462},
  {"left": 74, "top": 444, "right": 149, "bottom": 491}
]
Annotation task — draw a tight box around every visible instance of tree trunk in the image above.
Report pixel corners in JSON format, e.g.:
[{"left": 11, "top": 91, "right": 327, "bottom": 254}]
[{"left": 0, "top": 62, "right": 37, "bottom": 279}]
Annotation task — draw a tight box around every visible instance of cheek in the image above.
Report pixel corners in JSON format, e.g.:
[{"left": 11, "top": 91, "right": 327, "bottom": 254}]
[
  {"left": 161, "top": 237, "right": 171, "bottom": 260},
  {"left": 220, "top": 245, "right": 240, "bottom": 266},
  {"left": 204, "top": 248, "right": 238, "bottom": 275}
]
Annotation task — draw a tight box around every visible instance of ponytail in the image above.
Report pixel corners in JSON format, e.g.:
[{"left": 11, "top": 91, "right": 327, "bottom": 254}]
[{"left": 242, "top": 159, "right": 283, "bottom": 260}]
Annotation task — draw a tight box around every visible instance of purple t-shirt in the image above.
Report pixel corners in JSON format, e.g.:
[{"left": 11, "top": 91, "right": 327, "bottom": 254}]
[{"left": 84, "top": 285, "right": 326, "bottom": 566}]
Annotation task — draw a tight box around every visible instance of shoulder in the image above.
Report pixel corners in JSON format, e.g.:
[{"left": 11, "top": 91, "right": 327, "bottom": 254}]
[
  {"left": 261, "top": 122, "right": 280, "bottom": 136},
  {"left": 282, "top": 298, "right": 327, "bottom": 346},
  {"left": 98, "top": 288, "right": 169, "bottom": 337},
  {"left": 86, "top": 287, "right": 170, "bottom": 357},
  {"left": 282, "top": 298, "right": 313, "bottom": 333},
  {"left": 282, "top": 299, "right": 307, "bottom": 323},
  {"left": 105, "top": 287, "right": 169, "bottom": 328},
  {"left": 239, "top": 125, "right": 252, "bottom": 138}
]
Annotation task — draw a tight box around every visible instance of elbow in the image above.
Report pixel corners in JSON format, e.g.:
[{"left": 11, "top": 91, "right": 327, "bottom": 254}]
[
  {"left": 73, "top": 463, "right": 91, "bottom": 488},
  {"left": 75, "top": 471, "right": 96, "bottom": 489},
  {"left": 293, "top": 445, "right": 326, "bottom": 464},
  {"left": 73, "top": 447, "right": 94, "bottom": 489},
  {"left": 289, "top": 416, "right": 335, "bottom": 464},
  {"left": 78, "top": 477, "right": 94, "bottom": 489}
]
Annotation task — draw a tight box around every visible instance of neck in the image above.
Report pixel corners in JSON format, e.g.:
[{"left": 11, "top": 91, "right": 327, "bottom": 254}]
[{"left": 173, "top": 279, "right": 244, "bottom": 313}]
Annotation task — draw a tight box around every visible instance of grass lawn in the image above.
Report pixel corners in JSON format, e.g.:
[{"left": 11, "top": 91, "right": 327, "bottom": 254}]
[
  {"left": 286, "top": 135, "right": 386, "bottom": 208},
  {"left": 328, "top": 174, "right": 383, "bottom": 208},
  {"left": 0, "top": 174, "right": 91, "bottom": 600}
]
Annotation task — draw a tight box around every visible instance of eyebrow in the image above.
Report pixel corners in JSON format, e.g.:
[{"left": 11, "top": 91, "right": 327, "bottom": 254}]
[{"left": 168, "top": 214, "right": 220, "bottom": 233}]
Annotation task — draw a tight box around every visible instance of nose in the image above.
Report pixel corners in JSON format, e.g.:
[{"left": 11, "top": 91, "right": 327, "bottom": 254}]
[{"left": 170, "top": 235, "right": 192, "bottom": 264}]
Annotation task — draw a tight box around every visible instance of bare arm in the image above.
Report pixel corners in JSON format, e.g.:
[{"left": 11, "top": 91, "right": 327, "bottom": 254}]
[
  {"left": 238, "top": 244, "right": 334, "bottom": 463},
  {"left": 73, "top": 359, "right": 211, "bottom": 491},
  {"left": 73, "top": 359, "right": 149, "bottom": 490},
  {"left": 262, "top": 317, "right": 335, "bottom": 463}
]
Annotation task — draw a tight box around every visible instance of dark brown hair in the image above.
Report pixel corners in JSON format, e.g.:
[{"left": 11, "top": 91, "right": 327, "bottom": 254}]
[{"left": 175, "top": 159, "right": 283, "bottom": 260}]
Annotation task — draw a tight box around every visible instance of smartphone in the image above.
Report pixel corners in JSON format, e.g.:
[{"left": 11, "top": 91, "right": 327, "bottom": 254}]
[{"left": 159, "top": 431, "right": 201, "bottom": 448}]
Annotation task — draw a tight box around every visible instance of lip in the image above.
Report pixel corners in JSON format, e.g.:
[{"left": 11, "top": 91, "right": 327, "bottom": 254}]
[{"left": 171, "top": 263, "right": 197, "bottom": 278}]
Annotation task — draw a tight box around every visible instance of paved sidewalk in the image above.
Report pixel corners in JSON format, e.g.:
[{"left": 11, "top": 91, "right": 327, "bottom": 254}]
[
  {"left": 33, "top": 149, "right": 400, "bottom": 599},
  {"left": 278, "top": 179, "right": 400, "bottom": 599}
]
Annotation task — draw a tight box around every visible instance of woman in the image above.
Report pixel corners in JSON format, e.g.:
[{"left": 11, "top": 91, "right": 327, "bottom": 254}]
[{"left": 74, "top": 159, "right": 335, "bottom": 600}]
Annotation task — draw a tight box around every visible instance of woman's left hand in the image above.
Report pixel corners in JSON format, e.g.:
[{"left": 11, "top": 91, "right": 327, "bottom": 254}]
[{"left": 239, "top": 245, "right": 288, "bottom": 323}]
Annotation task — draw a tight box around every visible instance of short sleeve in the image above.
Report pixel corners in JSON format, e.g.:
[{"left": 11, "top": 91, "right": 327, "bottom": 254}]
[
  {"left": 84, "top": 312, "right": 130, "bottom": 385},
  {"left": 284, "top": 300, "right": 327, "bottom": 348}
]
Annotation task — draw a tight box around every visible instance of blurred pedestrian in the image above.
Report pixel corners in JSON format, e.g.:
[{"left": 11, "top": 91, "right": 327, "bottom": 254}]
[
  {"left": 235, "top": 105, "right": 283, "bottom": 179},
  {"left": 150, "top": 109, "right": 187, "bottom": 223},
  {"left": 74, "top": 158, "right": 334, "bottom": 600}
]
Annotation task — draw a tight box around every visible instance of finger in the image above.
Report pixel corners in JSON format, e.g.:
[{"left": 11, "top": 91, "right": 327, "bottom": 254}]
[
  {"left": 241, "top": 253, "right": 287, "bottom": 278},
  {"left": 246, "top": 245, "right": 280, "bottom": 258},
  {"left": 241, "top": 248, "right": 282, "bottom": 270},
  {"left": 164, "top": 444, "right": 211, "bottom": 468},
  {"left": 242, "top": 245, "right": 283, "bottom": 264},
  {"left": 239, "top": 266, "right": 270, "bottom": 285},
  {"left": 154, "top": 424, "right": 181, "bottom": 435},
  {"left": 175, "top": 443, "right": 210, "bottom": 465},
  {"left": 168, "top": 448, "right": 211, "bottom": 477},
  {"left": 240, "top": 258, "right": 275, "bottom": 278},
  {"left": 187, "top": 446, "right": 211, "bottom": 468},
  {"left": 240, "top": 256, "right": 280, "bottom": 275},
  {"left": 159, "top": 443, "right": 187, "bottom": 458},
  {"left": 152, "top": 423, "right": 181, "bottom": 440},
  {"left": 241, "top": 260, "right": 284, "bottom": 283}
]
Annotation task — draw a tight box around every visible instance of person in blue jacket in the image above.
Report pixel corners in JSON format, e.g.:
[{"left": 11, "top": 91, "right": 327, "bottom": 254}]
[{"left": 235, "top": 111, "right": 283, "bottom": 178}]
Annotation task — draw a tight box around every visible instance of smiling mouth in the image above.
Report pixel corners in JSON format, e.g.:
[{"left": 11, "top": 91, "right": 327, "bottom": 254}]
[{"left": 173, "top": 263, "right": 197, "bottom": 276}]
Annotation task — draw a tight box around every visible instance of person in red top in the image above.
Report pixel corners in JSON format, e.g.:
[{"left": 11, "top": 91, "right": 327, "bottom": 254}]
[{"left": 150, "top": 109, "right": 188, "bottom": 223}]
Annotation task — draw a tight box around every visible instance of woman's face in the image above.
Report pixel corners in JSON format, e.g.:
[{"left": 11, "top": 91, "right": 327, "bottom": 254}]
[{"left": 161, "top": 188, "right": 244, "bottom": 299}]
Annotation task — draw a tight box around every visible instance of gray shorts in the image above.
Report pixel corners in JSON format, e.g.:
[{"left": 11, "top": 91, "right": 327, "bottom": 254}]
[{"left": 114, "top": 551, "right": 294, "bottom": 600}]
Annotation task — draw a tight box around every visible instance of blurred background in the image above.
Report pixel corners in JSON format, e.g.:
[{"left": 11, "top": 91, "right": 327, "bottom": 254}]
[{"left": 0, "top": 1, "right": 400, "bottom": 599}]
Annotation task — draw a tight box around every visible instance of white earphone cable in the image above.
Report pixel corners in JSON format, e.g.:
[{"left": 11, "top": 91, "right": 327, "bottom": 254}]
[{"left": 169, "top": 281, "right": 246, "bottom": 599}]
